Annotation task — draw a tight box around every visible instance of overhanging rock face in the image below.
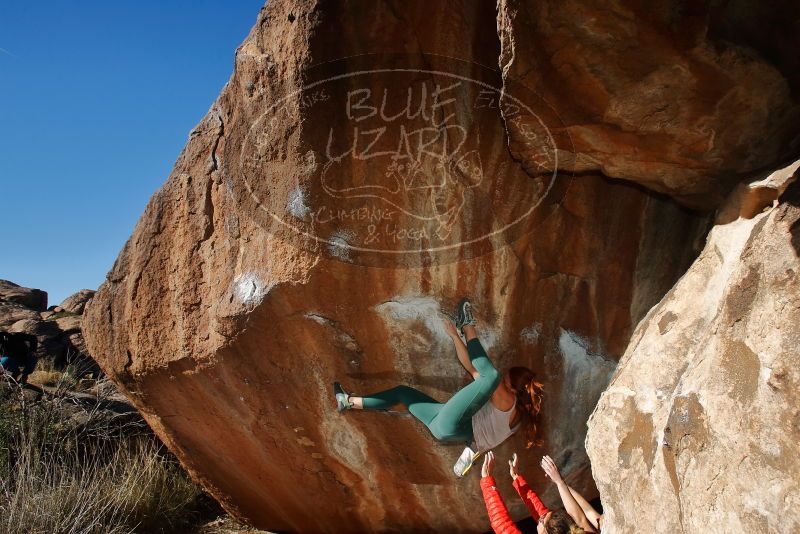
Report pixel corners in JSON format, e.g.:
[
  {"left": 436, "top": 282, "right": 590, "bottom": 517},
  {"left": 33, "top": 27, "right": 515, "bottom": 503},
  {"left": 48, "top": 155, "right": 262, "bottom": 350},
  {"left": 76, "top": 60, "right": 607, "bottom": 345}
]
[{"left": 85, "top": 1, "right": 800, "bottom": 532}]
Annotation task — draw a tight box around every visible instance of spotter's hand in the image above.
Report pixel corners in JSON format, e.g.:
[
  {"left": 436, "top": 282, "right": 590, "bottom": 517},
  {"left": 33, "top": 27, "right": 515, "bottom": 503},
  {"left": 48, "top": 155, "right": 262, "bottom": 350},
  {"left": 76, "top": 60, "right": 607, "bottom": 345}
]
[
  {"left": 481, "top": 451, "right": 495, "bottom": 478},
  {"left": 508, "top": 452, "right": 520, "bottom": 480},
  {"left": 540, "top": 455, "right": 563, "bottom": 484}
]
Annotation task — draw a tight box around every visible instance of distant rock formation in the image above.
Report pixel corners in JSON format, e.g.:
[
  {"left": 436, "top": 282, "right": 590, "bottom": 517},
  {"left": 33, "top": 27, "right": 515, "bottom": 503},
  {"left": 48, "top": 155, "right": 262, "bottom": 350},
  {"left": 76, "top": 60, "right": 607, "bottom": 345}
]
[
  {"left": 59, "top": 289, "right": 96, "bottom": 315},
  {"left": 83, "top": 1, "right": 800, "bottom": 532},
  {"left": 0, "top": 281, "right": 96, "bottom": 370},
  {"left": 0, "top": 280, "right": 47, "bottom": 311}
]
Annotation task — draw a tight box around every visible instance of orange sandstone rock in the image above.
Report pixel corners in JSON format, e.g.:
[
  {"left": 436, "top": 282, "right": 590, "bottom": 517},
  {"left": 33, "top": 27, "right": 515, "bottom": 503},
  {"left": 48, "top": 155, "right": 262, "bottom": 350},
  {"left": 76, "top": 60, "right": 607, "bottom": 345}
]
[{"left": 84, "top": 1, "right": 799, "bottom": 532}]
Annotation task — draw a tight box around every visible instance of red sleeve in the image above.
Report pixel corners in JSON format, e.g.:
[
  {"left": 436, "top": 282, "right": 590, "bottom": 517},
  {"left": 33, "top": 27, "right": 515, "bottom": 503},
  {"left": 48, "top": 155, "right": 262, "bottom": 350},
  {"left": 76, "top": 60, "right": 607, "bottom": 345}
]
[
  {"left": 512, "top": 475, "right": 550, "bottom": 521},
  {"left": 480, "top": 476, "right": 522, "bottom": 534}
]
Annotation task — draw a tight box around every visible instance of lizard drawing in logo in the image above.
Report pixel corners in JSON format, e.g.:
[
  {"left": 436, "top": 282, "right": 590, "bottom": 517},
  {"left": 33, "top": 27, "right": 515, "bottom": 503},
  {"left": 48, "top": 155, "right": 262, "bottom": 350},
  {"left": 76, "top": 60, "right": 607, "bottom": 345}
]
[{"left": 319, "top": 146, "right": 484, "bottom": 242}]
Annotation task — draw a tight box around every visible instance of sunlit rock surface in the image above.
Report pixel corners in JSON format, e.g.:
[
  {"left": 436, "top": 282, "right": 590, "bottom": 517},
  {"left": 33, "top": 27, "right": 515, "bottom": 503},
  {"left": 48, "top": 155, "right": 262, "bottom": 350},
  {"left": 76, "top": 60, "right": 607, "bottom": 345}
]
[
  {"left": 84, "top": 1, "right": 799, "bottom": 532},
  {"left": 587, "top": 161, "right": 800, "bottom": 533}
]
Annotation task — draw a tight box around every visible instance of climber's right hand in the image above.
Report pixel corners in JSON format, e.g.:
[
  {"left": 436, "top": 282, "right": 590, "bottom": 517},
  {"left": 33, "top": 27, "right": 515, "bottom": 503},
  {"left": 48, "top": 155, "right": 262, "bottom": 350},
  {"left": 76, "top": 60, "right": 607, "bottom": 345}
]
[{"left": 442, "top": 318, "right": 459, "bottom": 338}]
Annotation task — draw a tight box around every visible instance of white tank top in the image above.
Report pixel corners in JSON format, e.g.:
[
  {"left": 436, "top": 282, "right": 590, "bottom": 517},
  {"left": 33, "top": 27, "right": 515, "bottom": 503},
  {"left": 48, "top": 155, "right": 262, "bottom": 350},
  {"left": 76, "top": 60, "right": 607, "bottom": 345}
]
[{"left": 471, "top": 398, "right": 520, "bottom": 452}]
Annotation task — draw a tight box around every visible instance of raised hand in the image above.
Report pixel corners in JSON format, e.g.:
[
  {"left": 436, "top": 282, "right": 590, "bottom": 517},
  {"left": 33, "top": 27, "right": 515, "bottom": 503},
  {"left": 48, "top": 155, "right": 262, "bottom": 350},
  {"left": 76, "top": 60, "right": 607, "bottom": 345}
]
[
  {"left": 540, "top": 455, "right": 563, "bottom": 484},
  {"left": 508, "top": 452, "right": 519, "bottom": 480},
  {"left": 442, "top": 317, "right": 459, "bottom": 338},
  {"left": 481, "top": 451, "right": 495, "bottom": 478}
]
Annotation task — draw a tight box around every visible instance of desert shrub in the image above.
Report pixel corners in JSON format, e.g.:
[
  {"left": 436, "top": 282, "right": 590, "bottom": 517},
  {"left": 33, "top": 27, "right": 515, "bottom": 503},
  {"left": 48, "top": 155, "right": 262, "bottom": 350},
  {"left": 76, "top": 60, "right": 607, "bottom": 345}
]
[
  {"left": 26, "top": 368, "right": 64, "bottom": 388},
  {"left": 26, "top": 355, "right": 78, "bottom": 390},
  {"left": 0, "top": 380, "right": 203, "bottom": 534},
  {"left": 43, "top": 310, "right": 79, "bottom": 321}
]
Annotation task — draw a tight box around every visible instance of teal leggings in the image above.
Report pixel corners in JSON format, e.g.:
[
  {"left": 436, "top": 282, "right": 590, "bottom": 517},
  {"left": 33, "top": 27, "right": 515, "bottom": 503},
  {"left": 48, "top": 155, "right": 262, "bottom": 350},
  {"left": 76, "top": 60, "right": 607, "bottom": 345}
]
[{"left": 361, "top": 338, "right": 500, "bottom": 443}]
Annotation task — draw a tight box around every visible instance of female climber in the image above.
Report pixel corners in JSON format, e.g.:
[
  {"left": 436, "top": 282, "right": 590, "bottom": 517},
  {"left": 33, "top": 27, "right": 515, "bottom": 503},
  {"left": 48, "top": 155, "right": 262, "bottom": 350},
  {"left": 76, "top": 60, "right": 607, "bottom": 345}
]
[{"left": 332, "top": 298, "right": 544, "bottom": 477}]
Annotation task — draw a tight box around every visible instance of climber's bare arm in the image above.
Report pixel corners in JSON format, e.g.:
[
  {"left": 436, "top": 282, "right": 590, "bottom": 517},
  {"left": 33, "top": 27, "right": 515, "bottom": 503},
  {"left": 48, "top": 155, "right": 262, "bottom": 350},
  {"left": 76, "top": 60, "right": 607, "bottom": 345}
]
[
  {"left": 567, "top": 485, "right": 602, "bottom": 529},
  {"left": 443, "top": 319, "right": 479, "bottom": 379}
]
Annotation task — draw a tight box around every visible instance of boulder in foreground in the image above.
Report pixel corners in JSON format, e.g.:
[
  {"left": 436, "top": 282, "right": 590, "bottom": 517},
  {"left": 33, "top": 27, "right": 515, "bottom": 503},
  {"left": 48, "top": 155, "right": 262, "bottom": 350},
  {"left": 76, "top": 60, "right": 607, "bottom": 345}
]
[{"left": 587, "top": 162, "right": 800, "bottom": 533}]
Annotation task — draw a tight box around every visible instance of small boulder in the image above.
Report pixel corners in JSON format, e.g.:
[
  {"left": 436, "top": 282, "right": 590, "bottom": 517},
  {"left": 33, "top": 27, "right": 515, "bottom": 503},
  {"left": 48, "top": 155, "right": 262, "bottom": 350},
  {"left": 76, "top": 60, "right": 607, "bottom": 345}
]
[
  {"left": 54, "top": 315, "right": 82, "bottom": 335},
  {"left": 0, "top": 280, "right": 47, "bottom": 311},
  {"left": 59, "top": 289, "right": 96, "bottom": 315},
  {"left": 0, "top": 303, "right": 40, "bottom": 329}
]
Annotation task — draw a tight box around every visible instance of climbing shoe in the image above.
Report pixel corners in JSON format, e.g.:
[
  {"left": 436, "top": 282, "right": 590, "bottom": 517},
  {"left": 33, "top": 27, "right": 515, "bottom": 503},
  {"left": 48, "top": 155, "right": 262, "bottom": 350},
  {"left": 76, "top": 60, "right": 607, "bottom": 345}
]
[
  {"left": 455, "top": 298, "right": 476, "bottom": 333},
  {"left": 334, "top": 382, "right": 353, "bottom": 412},
  {"left": 453, "top": 445, "right": 481, "bottom": 477},
  {"left": 440, "top": 308, "right": 458, "bottom": 325}
]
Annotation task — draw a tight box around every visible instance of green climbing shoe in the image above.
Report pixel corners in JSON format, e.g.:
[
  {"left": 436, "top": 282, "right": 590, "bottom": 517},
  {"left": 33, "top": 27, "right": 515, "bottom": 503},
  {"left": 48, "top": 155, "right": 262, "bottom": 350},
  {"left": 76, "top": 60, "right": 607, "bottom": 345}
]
[
  {"left": 334, "top": 382, "right": 353, "bottom": 412},
  {"left": 455, "top": 298, "right": 476, "bottom": 332}
]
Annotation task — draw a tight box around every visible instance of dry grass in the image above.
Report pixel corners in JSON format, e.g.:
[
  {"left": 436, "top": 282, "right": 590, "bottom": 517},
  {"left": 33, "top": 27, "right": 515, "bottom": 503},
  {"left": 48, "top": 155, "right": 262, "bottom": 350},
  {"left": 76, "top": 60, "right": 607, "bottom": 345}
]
[
  {"left": 26, "top": 357, "right": 65, "bottom": 389},
  {"left": 26, "top": 355, "right": 102, "bottom": 393},
  {"left": 27, "top": 368, "right": 64, "bottom": 388},
  {"left": 2, "top": 439, "right": 201, "bottom": 533},
  {"left": 196, "top": 516, "right": 275, "bottom": 534},
  {"left": 0, "top": 378, "right": 203, "bottom": 534}
]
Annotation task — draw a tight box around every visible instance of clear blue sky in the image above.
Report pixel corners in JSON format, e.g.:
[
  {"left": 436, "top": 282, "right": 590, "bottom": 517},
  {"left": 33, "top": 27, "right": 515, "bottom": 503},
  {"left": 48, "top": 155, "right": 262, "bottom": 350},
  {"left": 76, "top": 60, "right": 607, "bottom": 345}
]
[{"left": 0, "top": 1, "right": 264, "bottom": 305}]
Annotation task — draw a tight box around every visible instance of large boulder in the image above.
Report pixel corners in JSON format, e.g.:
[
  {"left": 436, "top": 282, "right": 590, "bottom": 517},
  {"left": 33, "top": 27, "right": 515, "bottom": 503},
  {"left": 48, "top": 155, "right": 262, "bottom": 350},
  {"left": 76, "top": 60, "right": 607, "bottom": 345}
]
[
  {"left": 586, "top": 161, "right": 800, "bottom": 533},
  {"left": 85, "top": 170, "right": 703, "bottom": 531},
  {"left": 83, "top": 1, "right": 800, "bottom": 532}
]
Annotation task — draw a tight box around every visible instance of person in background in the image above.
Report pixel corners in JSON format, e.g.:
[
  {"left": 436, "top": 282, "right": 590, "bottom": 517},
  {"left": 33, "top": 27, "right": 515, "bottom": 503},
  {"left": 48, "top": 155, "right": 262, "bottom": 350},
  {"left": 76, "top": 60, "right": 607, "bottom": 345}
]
[
  {"left": 0, "top": 331, "right": 39, "bottom": 385},
  {"left": 480, "top": 451, "right": 600, "bottom": 533},
  {"left": 540, "top": 455, "right": 602, "bottom": 533}
]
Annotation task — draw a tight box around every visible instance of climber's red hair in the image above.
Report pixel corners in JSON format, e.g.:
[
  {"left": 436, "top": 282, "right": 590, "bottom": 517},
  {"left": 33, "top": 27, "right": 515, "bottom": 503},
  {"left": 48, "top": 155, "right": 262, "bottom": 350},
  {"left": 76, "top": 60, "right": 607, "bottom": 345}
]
[{"left": 508, "top": 366, "right": 544, "bottom": 448}]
